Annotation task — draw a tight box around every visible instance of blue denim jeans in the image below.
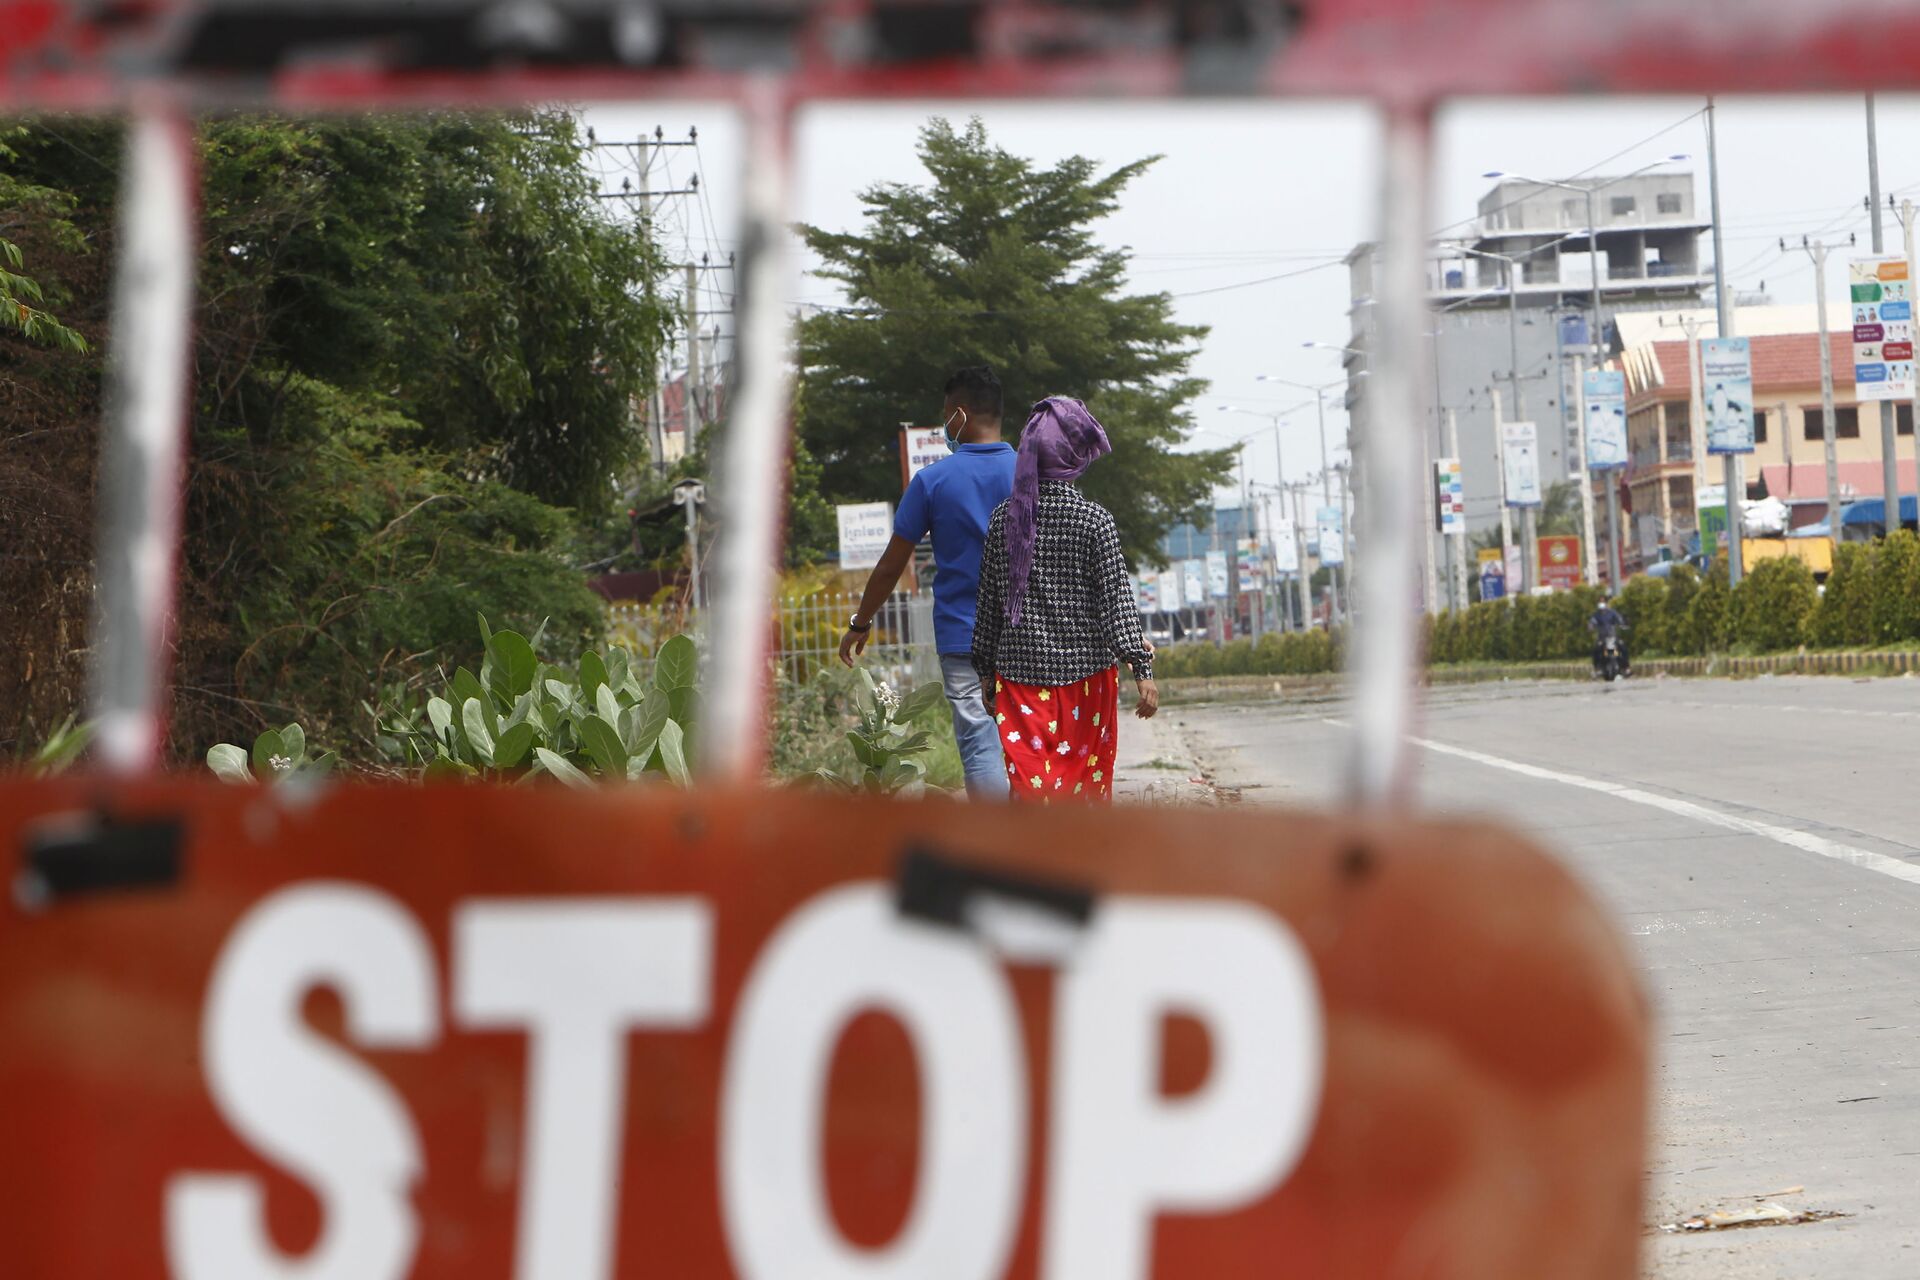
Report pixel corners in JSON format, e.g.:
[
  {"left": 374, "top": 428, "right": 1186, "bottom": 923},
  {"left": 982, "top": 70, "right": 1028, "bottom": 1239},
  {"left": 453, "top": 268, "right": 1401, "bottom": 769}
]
[{"left": 940, "top": 653, "right": 1009, "bottom": 799}]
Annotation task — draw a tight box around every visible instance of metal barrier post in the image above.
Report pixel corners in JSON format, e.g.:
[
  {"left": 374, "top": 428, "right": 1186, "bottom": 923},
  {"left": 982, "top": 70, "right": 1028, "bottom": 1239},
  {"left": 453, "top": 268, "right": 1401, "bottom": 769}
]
[
  {"left": 88, "top": 107, "right": 197, "bottom": 774},
  {"left": 1347, "top": 105, "right": 1433, "bottom": 806}
]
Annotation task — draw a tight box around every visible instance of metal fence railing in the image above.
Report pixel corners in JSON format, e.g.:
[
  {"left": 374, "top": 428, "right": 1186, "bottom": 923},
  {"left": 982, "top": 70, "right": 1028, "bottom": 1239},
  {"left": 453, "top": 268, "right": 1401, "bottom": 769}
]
[{"left": 607, "top": 589, "right": 941, "bottom": 694}]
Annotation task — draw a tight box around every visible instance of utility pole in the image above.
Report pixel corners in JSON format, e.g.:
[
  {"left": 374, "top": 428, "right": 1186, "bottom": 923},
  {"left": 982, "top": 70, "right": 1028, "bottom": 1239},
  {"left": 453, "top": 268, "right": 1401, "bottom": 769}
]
[
  {"left": 592, "top": 127, "right": 702, "bottom": 477},
  {"left": 1905, "top": 197, "right": 1919, "bottom": 514},
  {"left": 1707, "top": 97, "right": 1743, "bottom": 585},
  {"left": 1290, "top": 482, "right": 1312, "bottom": 632},
  {"left": 1491, "top": 385, "right": 1516, "bottom": 590},
  {"left": 1793, "top": 234, "right": 1853, "bottom": 536},
  {"left": 684, "top": 261, "right": 704, "bottom": 443},
  {"left": 1572, "top": 352, "right": 1603, "bottom": 585},
  {"left": 1677, "top": 315, "right": 1711, "bottom": 558},
  {"left": 1869, "top": 96, "right": 1901, "bottom": 541},
  {"left": 1446, "top": 407, "right": 1468, "bottom": 608},
  {"left": 1502, "top": 257, "right": 1540, "bottom": 591}
]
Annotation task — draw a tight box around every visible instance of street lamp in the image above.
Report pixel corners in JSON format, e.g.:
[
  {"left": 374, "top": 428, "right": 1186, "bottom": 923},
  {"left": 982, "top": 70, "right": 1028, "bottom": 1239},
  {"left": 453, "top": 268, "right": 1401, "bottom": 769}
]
[{"left": 1255, "top": 374, "right": 1358, "bottom": 508}]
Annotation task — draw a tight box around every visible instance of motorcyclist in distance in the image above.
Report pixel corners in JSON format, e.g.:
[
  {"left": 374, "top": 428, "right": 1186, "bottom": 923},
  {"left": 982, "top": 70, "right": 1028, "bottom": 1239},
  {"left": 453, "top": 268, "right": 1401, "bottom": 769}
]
[{"left": 1589, "top": 596, "right": 1629, "bottom": 677}]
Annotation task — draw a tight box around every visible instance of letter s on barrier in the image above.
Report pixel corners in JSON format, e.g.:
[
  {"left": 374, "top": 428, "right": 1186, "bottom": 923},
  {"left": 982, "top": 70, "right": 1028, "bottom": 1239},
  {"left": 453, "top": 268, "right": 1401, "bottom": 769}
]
[{"left": 166, "top": 883, "right": 438, "bottom": 1280}]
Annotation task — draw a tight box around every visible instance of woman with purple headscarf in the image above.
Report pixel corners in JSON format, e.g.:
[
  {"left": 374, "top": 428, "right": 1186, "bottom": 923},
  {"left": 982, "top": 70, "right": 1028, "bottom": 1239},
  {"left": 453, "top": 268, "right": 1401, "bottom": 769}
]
[{"left": 971, "top": 396, "right": 1157, "bottom": 803}]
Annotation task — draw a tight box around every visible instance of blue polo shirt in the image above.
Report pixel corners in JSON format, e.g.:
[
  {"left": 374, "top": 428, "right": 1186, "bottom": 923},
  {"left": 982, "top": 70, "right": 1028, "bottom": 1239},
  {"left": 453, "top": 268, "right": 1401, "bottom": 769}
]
[{"left": 894, "top": 442, "right": 1017, "bottom": 654}]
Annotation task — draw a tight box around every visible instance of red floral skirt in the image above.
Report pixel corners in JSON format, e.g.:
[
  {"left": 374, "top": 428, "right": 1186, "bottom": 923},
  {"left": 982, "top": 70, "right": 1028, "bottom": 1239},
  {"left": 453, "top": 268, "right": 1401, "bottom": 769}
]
[{"left": 994, "top": 666, "right": 1119, "bottom": 804}]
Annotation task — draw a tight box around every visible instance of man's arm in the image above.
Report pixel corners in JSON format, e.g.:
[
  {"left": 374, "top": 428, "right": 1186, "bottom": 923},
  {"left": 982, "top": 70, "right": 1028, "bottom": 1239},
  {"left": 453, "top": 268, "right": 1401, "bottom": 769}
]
[{"left": 839, "top": 535, "right": 918, "bottom": 666}]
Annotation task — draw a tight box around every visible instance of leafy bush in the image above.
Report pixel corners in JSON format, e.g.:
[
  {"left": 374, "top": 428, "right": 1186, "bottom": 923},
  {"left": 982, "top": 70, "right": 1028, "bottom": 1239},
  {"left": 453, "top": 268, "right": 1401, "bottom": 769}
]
[
  {"left": 1680, "top": 558, "right": 1732, "bottom": 656},
  {"left": 1731, "top": 556, "right": 1817, "bottom": 651},
  {"left": 1869, "top": 530, "right": 1920, "bottom": 643},
  {"left": 771, "top": 664, "right": 963, "bottom": 790},
  {"left": 1663, "top": 562, "right": 1701, "bottom": 650},
  {"left": 1614, "top": 575, "right": 1669, "bottom": 655},
  {"left": 208, "top": 616, "right": 702, "bottom": 787},
  {"left": 809, "top": 669, "right": 948, "bottom": 794},
  {"left": 1812, "top": 543, "right": 1872, "bottom": 647}
]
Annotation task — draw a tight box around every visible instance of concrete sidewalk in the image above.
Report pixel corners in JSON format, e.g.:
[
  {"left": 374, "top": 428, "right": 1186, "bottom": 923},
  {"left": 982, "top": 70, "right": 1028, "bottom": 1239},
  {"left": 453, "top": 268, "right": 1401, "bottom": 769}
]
[{"left": 1111, "top": 706, "right": 1217, "bottom": 805}]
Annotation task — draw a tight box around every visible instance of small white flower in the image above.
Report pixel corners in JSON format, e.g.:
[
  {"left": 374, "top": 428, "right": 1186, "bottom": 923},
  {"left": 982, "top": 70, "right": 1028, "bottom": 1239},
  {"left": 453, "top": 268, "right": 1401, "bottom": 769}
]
[
  {"left": 875, "top": 680, "right": 900, "bottom": 716},
  {"left": 1056, "top": 742, "right": 1071, "bottom": 755},
  {"left": 1007, "top": 728, "right": 1021, "bottom": 743},
  {"left": 268, "top": 754, "right": 293, "bottom": 773}
]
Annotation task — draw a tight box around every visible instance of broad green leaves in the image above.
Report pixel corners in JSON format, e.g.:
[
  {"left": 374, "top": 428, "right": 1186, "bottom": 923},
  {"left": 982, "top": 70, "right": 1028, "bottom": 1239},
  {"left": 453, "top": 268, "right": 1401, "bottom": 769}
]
[
  {"left": 207, "top": 723, "right": 336, "bottom": 785},
  {"left": 814, "top": 677, "right": 946, "bottom": 796},
  {"left": 364, "top": 615, "right": 702, "bottom": 787}
]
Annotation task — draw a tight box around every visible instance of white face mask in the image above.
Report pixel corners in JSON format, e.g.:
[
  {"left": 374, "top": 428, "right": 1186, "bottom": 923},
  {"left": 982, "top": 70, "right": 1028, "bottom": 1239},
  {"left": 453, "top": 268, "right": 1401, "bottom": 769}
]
[{"left": 943, "top": 405, "right": 968, "bottom": 444}]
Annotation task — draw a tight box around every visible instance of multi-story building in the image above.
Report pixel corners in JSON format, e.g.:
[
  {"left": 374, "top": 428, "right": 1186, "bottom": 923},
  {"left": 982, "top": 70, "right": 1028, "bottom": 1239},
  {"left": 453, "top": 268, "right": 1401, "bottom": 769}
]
[
  {"left": 1346, "top": 172, "right": 1711, "bottom": 537},
  {"left": 1615, "top": 306, "right": 1916, "bottom": 568}
]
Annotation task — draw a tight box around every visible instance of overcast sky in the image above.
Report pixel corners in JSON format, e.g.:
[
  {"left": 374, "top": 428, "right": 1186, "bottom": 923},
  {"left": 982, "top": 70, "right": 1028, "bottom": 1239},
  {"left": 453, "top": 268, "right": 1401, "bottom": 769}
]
[{"left": 583, "top": 94, "right": 1920, "bottom": 506}]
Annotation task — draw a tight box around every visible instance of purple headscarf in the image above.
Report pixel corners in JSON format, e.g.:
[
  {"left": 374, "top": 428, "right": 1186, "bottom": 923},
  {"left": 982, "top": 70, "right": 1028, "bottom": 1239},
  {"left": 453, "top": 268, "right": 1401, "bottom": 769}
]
[{"left": 1005, "top": 396, "right": 1112, "bottom": 626}]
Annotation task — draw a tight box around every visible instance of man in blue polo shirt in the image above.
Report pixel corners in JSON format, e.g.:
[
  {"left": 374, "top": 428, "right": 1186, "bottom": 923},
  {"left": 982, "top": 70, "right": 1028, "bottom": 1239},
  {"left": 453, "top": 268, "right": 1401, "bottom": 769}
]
[{"left": 839, "top": 366, "right": 1017, "bottom": 798}]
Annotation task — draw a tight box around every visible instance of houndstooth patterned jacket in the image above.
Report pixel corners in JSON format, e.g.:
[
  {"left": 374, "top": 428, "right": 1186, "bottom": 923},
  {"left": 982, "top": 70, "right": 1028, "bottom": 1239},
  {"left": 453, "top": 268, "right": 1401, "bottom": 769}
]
[{"left": 971, "top": 481, "right": 1153, "bottom": 688}]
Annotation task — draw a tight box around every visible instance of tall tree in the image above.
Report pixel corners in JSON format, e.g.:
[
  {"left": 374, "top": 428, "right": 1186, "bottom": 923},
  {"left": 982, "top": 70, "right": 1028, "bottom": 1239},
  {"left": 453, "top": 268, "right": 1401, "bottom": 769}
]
[{"left": 795, "top": 118, "right": 1231, "bottom": 563}]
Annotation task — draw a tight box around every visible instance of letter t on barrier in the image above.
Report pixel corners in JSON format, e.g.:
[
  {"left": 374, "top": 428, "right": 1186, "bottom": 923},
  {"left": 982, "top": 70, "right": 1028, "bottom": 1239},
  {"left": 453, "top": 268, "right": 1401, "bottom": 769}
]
[
  {"left": 1042, "top": 901, "right": 1323, "bottom": 1280},
  {"left": 455, "top": 901, "right": 713, "bottom": 1280}
]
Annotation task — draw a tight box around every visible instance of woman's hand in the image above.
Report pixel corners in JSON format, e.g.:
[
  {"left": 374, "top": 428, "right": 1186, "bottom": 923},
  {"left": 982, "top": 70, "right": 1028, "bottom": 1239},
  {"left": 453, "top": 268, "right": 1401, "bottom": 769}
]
[{"left": 1133, "top": 677, "right": 1159, "bottom": 720}]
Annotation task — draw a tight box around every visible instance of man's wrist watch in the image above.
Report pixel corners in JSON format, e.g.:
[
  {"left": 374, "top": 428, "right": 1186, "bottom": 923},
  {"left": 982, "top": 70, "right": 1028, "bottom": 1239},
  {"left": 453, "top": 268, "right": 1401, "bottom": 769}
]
[{"left": 846, "top": 615, "right": 872, "bottom": 633}]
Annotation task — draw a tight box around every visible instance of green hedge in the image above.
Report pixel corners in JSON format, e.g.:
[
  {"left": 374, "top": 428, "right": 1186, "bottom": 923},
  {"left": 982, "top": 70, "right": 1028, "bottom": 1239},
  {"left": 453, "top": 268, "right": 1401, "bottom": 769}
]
[{"left": 1151, "top": 538, "right": 1920, "bottom": 678}]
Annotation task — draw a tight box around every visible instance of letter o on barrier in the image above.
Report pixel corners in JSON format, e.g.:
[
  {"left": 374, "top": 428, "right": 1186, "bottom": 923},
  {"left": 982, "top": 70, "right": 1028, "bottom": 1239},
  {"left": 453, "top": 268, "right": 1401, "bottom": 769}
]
[{"left": 721, "top": 883, "right": 1027, "bottom": 1280}]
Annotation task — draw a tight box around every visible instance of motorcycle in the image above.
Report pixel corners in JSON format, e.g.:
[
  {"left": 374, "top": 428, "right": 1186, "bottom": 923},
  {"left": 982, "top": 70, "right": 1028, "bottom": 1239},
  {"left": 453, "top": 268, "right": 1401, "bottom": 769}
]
[{"left": 1595, "top": 634, "right": 1625, "bottom": 682}]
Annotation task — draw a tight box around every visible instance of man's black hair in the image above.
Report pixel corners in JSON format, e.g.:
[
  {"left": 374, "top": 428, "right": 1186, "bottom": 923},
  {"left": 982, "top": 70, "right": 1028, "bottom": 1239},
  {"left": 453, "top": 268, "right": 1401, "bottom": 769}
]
[{"left": 943, "top": 364, "right": 1003, "bottom": 419}]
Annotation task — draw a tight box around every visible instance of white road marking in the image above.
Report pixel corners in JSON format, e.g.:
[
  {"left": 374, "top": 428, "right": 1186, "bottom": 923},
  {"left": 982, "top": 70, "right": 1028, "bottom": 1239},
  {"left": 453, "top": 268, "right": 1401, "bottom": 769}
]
[{"left": 1323, "top": 719, "right": 1920, "bottom": 890}]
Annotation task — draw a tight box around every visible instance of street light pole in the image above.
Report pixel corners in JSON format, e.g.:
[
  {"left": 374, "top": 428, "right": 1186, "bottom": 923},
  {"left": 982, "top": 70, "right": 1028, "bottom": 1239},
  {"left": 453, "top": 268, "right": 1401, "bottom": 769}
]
[{"left": 1707, "top": 98, "right": 1743, "bottom": 586}]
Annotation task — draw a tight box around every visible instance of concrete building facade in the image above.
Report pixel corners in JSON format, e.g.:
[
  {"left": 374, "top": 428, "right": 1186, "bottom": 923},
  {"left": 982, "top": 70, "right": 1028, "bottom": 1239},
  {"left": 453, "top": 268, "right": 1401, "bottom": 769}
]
[{"left": 1347, "top": 172, "right": 1711, "bottom": 541}]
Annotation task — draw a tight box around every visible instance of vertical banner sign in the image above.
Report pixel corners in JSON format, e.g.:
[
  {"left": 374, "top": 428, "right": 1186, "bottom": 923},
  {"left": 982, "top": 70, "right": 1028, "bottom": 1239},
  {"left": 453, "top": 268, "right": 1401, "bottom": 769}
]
[
  {"left": 1851, "top": 256, "right": 1916, "bottom": 401},
  {"left": 899, "top": 427, "right": 951, "bottom": 488},
  {"left": 1275, "top": 521, "right": 1300, "bottom": 573},
  {"left": 1134, "top": 573, "right": 1158, "bottom": 614},
  {"left": 1477, "top": 547, "right": 1507, "bottom": 601},
  {"left": 1183, "top": 558, "right": 1206, "bottom": 607},
  {"left": 1701, "top": 337, "right": 1755, "bottom": 454},
  {"left": 1158, "top": 567, "right": 1183, "bottom": 613},
  {"left": 1502, "top": 421, "right": 1542, "bottom": 507},
  {"left": 1206, "top": 549, "right": 1230, "bottom": 599},
  {"left": 1236, "top": 539, "right": 1262, "bottom": 592},
  {"left": 1582, "top": 370, "right": 1628, "bottom": 471},
  {"left": 1317, "top": 507, "right": 1345, "bottom": 567},
  {"left": 1503, "top": 548, "right": 1526, "bottom": 594},
  {"left": 1434, "top": 458, "right": 1465, "bottom": 534},
  {"left": 835, "top": 501, "right": 894, "bottom": 571},
  {"left": 1537, "top": 535, "right": 1582, "bottom": 591}
]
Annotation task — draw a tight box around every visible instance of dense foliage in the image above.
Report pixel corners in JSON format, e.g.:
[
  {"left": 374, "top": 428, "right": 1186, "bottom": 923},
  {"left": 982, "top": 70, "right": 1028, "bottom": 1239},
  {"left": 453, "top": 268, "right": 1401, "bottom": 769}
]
[
  {"left": 1, "top": 112, "right": 676, "bottom": 761},
  {"left": 794, "top": 118, "right": 1232, "bottom": 565},
  {"left": 1153, "top": 543, "right": 1920, "bottom": 678}
]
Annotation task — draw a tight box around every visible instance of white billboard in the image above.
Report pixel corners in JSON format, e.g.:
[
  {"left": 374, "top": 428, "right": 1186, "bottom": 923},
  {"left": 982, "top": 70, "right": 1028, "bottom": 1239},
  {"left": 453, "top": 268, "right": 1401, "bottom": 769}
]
[
  {"left": 1502, "top": 421, "right": 1542, "bottom": 508},
  {"left": 835, "top": 501, "right": 894, "bottom": 571}
]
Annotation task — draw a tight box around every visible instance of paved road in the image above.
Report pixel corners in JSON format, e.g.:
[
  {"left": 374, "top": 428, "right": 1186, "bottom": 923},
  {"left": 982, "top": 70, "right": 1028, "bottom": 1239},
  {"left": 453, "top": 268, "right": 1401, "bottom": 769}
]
[{"left": 1165, "top": 674, "right": 1920, "bottom": 1279}]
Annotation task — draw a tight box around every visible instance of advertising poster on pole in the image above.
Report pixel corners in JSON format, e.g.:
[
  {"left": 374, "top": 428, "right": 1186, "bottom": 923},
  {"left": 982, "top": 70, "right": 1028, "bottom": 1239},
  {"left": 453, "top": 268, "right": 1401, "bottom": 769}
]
[
  {"left": 1477, "top": 547, "right": 1506, "bottom": 601},
  {"left": 1537, "top": 534, "right": 1582, "bottom": 591},
  {"left": 835, "top": 501, "right": 894, "bottom": 571},
  {"left": 1434, "top": 458, "right": 1465, "bottom": 534},
  {"left": 1206, "top": 549, "right": 1230, "bottom": 599},
  {"left": 1158, "top": 567, "right": 1183, "bottom": 613},
  {"left": 898, "top": 426, "right": 951, "bottom": 487},
  {"left": 1701, "top": 337, "right": 1754, "bottom": 454},
  {"left": 1236, "top": 539, "right": 1263, "bottom": 591},
  {"left": 1275, "top": 521, "right": 1300, "bottom": 573},
  {"left": 1183, "top": 558, "right": 1206, "bottom": 606},
  {"left": 1582, "top": 370, "right": 1628, "bottom": 471},
  {"left": 1503, "top": 547, "right": 1525, "bottom": 594},
  {"left": 1317, "top": 507, "right": 1345, "bottom": 566},
  {"left": 1851, "top": 256, "right": 1916, "bottom": 401},
  {"left": 1502, "top": 422, "right": 1542, "bottom": 507}
]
